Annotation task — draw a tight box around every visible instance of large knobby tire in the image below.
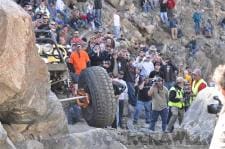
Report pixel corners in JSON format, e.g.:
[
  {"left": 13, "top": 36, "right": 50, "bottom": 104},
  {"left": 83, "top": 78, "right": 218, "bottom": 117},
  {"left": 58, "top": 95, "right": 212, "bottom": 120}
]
[{"left": 78, "top": 66, "right": 117, "bottom": 128}]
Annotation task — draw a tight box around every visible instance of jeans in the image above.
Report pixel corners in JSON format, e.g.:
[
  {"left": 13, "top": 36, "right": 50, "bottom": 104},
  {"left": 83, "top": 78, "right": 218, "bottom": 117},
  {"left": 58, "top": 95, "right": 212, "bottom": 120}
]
[
  {"left": 116, "top": 100, "right": 125, "bottom": 127},
  {"left": 167, "top": 107, "right": 184, "bottom": 132},
  {"left": 149, "top": 108, "right": 168, "bottom": 131},
  {"left": 133, "top": 100, "right": 151, "bottom": 123},
  {"left": 194, "top": 22, "right": 201, "bottom": 34},
  {"left": 164, "top": 81, "right": 175, "bottom": 90},
  {"left": 143, "top": 3, "right": 150, "bottom": 13},
  {"left": 113, "top": 26, "right": 121, "bottom": 39},
  {"left": 94, "top": 9, "right": 102, "bottom": 28},
  {"left": 160, "top": 12, "right": 169, "bottom": 25},
  {"left": 126, "top": 82, "right": 137, "bottom": 106}
]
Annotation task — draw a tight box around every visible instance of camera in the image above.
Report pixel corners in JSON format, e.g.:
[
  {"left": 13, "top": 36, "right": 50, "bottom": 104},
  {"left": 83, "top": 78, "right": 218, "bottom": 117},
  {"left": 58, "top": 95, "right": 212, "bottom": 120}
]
[{"left": 207, "top": 96, "right": 223, "bottom": 114}]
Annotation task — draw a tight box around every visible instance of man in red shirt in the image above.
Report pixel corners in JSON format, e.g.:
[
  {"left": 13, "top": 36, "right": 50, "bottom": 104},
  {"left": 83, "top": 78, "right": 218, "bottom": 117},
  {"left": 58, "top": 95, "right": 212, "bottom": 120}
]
[{"left": 191, "top": 68, "right": 207, "bottom": 101}]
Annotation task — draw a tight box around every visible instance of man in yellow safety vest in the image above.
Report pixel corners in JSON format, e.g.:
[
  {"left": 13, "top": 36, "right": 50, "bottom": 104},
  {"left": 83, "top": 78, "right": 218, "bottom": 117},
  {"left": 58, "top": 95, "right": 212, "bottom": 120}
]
[
  {"left": 191, "top": 68, "right": 207, "bottom": 103},
  {"left": 166, "top": 77, "right": 185, "bottom": 133}
]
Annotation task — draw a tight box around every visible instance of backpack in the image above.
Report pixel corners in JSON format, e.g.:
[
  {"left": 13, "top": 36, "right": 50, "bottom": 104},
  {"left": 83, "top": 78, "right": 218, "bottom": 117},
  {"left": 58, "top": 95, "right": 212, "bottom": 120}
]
[{"left": 167, "top": 0, "right": 176, "bottom": 9}]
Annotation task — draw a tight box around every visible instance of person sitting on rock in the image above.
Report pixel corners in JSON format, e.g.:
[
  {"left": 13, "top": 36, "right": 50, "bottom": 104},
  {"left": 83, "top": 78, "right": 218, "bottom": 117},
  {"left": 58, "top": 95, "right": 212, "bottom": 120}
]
[
  {"left": 203, "top": 19, "right": 213, "bottom": 38},
  {"left": 186, "top": 36, "right": 198, "bottom": 55}
]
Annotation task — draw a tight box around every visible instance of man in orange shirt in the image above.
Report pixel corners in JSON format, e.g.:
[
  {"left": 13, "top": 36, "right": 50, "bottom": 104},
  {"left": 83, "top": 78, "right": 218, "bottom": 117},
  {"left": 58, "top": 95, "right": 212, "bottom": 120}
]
[{"left": 70, "top": 43, "right": 90, "bottom": 95}]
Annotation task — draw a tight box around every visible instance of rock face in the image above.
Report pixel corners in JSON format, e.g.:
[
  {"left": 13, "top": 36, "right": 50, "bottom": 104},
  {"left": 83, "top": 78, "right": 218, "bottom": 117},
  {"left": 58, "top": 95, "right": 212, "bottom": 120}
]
[
  {"left": 182, "top": 87, "right": 218, "bottom": 144},
  {"left": 0, "top": 122, "right": 16, "bottom": 149},
  {"left": 42, "top": 128, "right": 127, "bottom": 149},
  {"left": 0, "top": 0, "right": 68, "bottom": 142}
]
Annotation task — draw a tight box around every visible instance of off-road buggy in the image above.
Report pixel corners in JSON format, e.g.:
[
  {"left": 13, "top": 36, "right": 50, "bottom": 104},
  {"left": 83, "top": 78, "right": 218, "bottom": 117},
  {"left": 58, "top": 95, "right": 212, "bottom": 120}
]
[{"left": 35, "top": 30, "right": 117, "bottom": 128}]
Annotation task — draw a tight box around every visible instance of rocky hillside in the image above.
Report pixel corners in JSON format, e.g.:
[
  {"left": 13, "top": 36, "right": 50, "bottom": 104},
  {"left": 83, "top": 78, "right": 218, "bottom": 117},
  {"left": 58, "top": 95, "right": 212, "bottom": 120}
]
[{"left": 98, "top": 0, "right": 225, "bottom": 80}]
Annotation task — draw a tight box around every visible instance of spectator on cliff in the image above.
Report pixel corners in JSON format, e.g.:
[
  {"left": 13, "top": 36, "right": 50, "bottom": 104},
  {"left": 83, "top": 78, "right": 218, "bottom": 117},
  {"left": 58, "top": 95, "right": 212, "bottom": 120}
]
[
  {"left": 94, "top": 0, "right": 102, "bottom": 28},
  {"left": 142, "top": 0, "right": 151, "bottom": 13},
  {"left": 113, "top": 11, "right": 121, "bottom": 40},
  {"left": 192, "top": 9, "right": 202, "bottom": 35},
  {"left": 186, "top": 36, "right": 198, "bottom": 55},
  {"left": 86, "top": 1, "right": 96, "bottom": 31},
  {"left": 169, "top": 14, "right": 178, "bottom": 40},
  {"left": 35, "top": 0, "right": 50, "bottom": 18},
  {"left": 203, "top": 19, "right": 213, "bottom": 38},
  {"left": 48, "top": 1, "right": 57, "bottom": 20},
  {"left": 160, "top": 0, "right": 169, "bottom": 25},
  {"left": 56, "top": 0, "right": 69, "bottom": 23},
  {"left": 166, "top": 0, "right": 176, "bottom": 19}
]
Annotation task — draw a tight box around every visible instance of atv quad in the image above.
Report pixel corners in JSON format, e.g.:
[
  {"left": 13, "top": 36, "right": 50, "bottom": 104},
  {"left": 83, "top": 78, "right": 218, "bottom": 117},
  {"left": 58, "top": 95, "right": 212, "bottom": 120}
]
[{"left": 35, "top": 30, "right": 117, "bottom": 128}]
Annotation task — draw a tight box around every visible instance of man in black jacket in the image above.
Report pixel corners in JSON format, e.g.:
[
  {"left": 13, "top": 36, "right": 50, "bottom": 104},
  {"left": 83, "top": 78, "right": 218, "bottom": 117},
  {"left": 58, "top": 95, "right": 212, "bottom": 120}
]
[
  {"left": 133, "top": 76, "right": 152, "bottom": 124},
  {"left": 160, "top": 58, "right": 177, "bottom": 89}
]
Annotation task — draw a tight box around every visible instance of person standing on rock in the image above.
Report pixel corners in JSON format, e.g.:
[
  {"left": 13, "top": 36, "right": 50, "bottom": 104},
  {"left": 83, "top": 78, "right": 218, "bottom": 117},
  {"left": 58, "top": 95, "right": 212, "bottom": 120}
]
[
  {"left": 192, "top": 9, "right": 203, "bottom": 35},
  {"left": 160, "top": 58, "right": 177, "bottom": 90},
  {"left": 209, "top": 65, "right": 225, "bottom": 149},
  {"left": 133, "top": 76, "right": 152, "bottom": 125},
  {"left": 148, "top": 76, "right": 169, "bottom": 132},
  {"left": 166, "top": 77, "right": 185, "bottom": 133},
  {"left": 159, "top": 0, "right": 169, "bottom": 25},
  {"left": 190, "top": 68, "right": 207, "bottom": 103},
  {"left": 113, "top": 11, "right": 121, "bottom": 40},
  {"left": 169, "top": 14, "right": 178, "bottom": 40},
  {"left": 69, "top": 43, "right": 90, "bottom": 95},
  {"left": 94, "top": 0, "right": 102, "bottom": 29}
]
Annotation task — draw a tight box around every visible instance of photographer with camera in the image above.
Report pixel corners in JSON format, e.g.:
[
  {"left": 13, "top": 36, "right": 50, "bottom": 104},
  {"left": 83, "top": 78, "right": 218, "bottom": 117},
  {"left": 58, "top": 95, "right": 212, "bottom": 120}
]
[
  {"left": 133, "top": 76, "right": 152, "bottom": 125},
  {"left": 166, "top": 77, "right": 185, "bottom": 133},
  {"left": 148, "top": 77, "right": 169, "bottom": 132},
  {"left": 209, "top": 65, "right": 225, "bottom": 149}
]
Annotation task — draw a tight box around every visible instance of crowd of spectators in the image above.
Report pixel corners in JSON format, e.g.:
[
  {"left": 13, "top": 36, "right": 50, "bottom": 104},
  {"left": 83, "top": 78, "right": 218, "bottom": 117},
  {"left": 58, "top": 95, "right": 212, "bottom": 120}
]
[{"left": 19, "top": 0, "right": 213, "bottom": 130}]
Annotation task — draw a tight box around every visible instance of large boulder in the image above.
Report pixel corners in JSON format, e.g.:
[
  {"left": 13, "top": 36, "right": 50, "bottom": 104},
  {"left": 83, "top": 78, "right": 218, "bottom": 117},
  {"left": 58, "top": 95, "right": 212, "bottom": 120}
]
[
  {"left": 0, "top": 0, "right": 68, "bottom": 142},
  {"left": 0, "top": 122, "right": 16, "bottom": 149},
  {"left": 0, "top": 0, "right": 48, "bottom": 124},
  {"left": 181, "top": 87, "right": 218, "bottom": 144}
]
